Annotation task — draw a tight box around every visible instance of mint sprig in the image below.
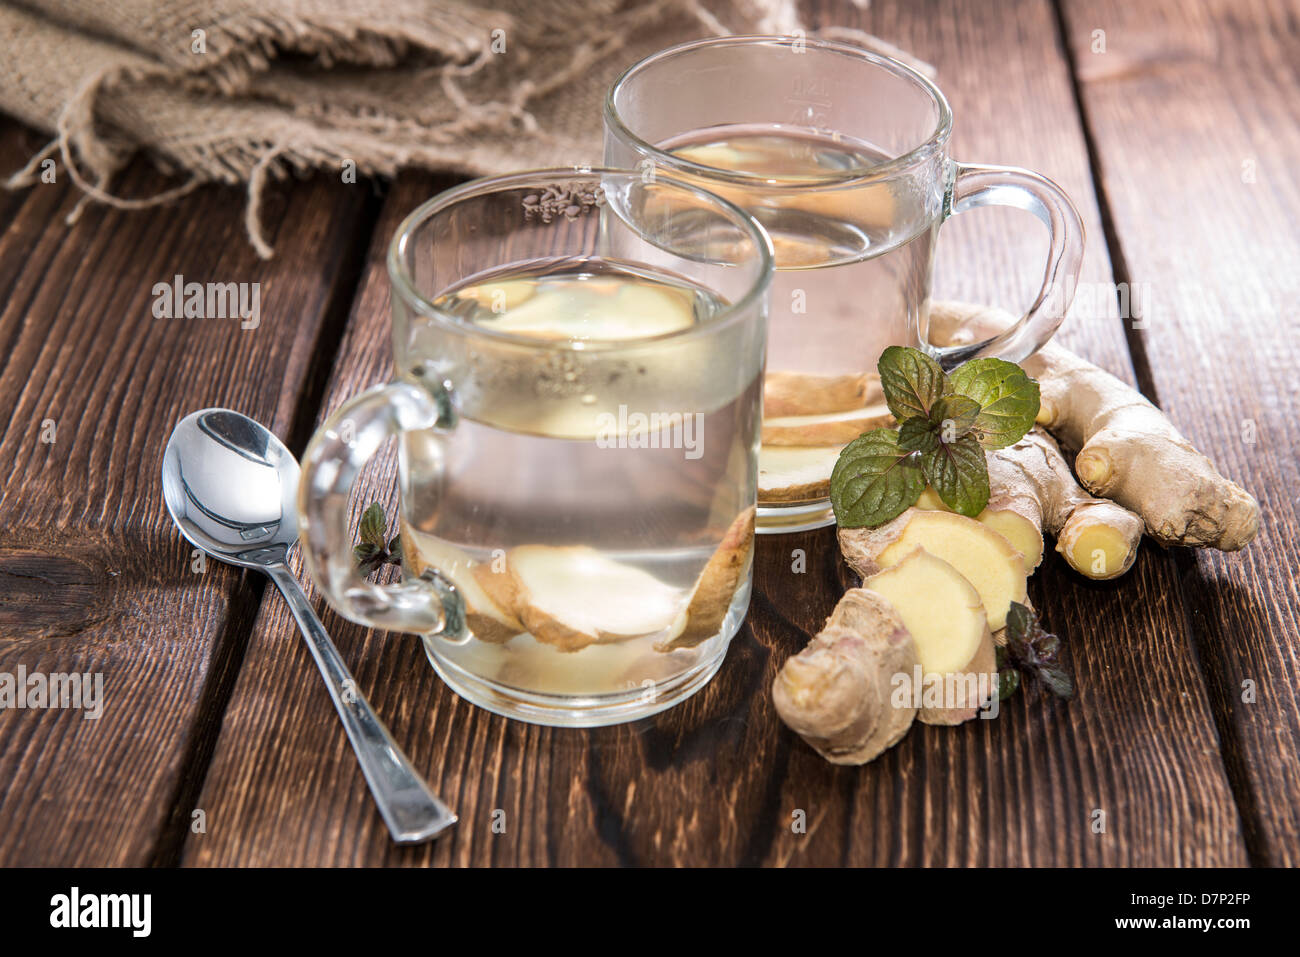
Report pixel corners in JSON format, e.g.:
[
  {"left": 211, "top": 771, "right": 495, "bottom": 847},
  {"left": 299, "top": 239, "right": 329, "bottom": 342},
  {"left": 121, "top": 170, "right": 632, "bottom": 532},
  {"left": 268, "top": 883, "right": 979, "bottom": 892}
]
[
  {"left": 354, "top": 502, "right": 403, "bottom": 574},
  {"left": 996, "top": 602, "right": 1073, "bottom": 700},
  {"left": 830, "top": 347, "right": 1040, "bottom": 527}
]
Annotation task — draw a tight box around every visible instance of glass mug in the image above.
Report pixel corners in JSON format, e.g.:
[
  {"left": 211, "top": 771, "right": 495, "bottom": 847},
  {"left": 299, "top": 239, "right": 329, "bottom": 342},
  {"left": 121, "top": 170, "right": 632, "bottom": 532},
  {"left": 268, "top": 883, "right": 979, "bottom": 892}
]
[
  {"left": 297, "top": 168, "right": 773, "bottom": 727},
  {"left": 604, "top": 35, "right": 1085, "bottom": 533}
]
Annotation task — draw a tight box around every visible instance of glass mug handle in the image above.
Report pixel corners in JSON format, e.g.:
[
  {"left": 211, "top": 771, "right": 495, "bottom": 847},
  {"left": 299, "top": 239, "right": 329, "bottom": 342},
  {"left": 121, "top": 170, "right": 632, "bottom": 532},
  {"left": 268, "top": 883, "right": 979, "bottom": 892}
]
[
  {"left": 926, "top": 161, "right": 1086, "bottom": 368},
  {"left": 297, "top": 372, "right": 465, "bottom": 637}
]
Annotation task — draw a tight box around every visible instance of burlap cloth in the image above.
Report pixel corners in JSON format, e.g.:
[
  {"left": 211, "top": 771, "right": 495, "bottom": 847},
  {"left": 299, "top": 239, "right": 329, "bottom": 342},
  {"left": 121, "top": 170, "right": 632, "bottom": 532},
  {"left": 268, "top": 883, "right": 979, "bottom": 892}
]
[{"left": 0, "top": 1, "right": 930, "bottom": 256}]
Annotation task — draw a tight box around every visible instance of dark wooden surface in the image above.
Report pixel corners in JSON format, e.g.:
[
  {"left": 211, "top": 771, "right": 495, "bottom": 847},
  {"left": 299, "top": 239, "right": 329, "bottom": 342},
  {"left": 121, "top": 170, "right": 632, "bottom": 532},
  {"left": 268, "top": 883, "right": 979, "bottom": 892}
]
[{"left": 0, "top": 0, "right": 1294, "bottom": 866}]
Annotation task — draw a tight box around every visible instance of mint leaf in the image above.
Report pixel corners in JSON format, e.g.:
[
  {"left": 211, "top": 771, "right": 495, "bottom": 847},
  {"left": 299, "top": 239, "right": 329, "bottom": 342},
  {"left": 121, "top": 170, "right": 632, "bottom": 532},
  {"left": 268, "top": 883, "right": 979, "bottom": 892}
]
[
  {"left": 898, "top": 394, "right": 981, "bottom": 454},
  {"left": 919, "top": 433, "right": 989, "bottom": 516},
  {"left": 929, "top": 395, "right": 980, "bottom": 442},
  {"left": 1005, "top": 601, "right": 1034, "bottom": 641},
  {"left": 878, "top": 346, "right": 947, "bottom": 422},
  {"left": 1000, "top": 602, "right": 1073, "bottom": 701},
  {"left": 946, "top": 358, "right": 1040, "bottom": 449},
  {"left": 830, "top": 428, "right": 926, "bottom": 528},
  {"left": 353, "top": 542, "right": 381, "bottom": 567},
  {"left": 359, "top": 502, "right": 388, "bottom": 548},
  {"left": 897, "top": 414, "right": 940, "bottom": 453},
  {"left": 387, "top": 534, "right": 402, "bottom": 563},
  {"left": 1039, "top": 665, "right": 1074, "bottom": 699}
]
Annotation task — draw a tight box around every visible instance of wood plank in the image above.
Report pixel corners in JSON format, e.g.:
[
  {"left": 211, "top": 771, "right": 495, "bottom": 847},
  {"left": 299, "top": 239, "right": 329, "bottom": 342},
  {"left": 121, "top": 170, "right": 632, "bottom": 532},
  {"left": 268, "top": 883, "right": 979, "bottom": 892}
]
[
  {"left": 184, "top": 0, "right": 1248, "bottom": 866},
  {"left": 1060, "top": 0, "right": 1300, "bottom": 864},
  {"left": 0, "top": 119, "right": 376, "bottom": 865}
]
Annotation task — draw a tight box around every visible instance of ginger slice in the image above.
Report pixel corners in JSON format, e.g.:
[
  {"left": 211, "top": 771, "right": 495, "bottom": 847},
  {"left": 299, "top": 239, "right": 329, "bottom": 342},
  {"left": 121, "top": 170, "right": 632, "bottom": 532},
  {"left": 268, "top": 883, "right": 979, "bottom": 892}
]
[
  {"left": 454, "top": 280, "right": 537, "bottom": 313},
  {"left": 657, "top": 507, "right": 756, "bottom": 652},
  {"left": 476, "top": 275, "right": 696, "bottom": 340},
  {"left": 864, "top": 549, "right": 997, "bottom": 726},
  {"left": 773, "top": 589, "right": 918, "bottom": 764},
  {"left": 399, "top": 521, "right": 525, "bottom": 644},
  {"left": 489, "top": 545, "right": 685, "bottom": 653},
  {"left": 840, "top": 509, "right": 1028, "bottom": 631},
  {"left": 761, "top": 402, "right": 894, "bottom": 446},
  {"left": 758, "top": 444, "right": 843, "bottom": 503},
  {"left": 914, "top": 485, "right": 1045, "bottom": 571},
  {"left": 763, "top": 371, "right": 882, "bottom": 417}
]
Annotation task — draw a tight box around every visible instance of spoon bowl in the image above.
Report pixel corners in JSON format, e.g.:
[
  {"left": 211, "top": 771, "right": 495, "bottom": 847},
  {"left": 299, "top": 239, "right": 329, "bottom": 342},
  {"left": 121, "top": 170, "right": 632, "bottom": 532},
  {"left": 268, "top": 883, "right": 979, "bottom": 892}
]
[{"left": 162, "top": 409, "right": 300, "bottom": 566}]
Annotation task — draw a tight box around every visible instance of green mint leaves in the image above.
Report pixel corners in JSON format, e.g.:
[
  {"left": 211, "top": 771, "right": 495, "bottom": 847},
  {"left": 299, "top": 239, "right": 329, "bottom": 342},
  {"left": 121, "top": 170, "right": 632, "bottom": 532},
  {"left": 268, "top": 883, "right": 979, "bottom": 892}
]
[
  {"left": 878, "top": 345, "right": 947, "bottom": 421},
  {"left": 354, "top": 502, "right": 403, "bottom": 574},
  {"left": 996, "top": 602, "right": 1073, "bottom": 700},
  {"left": 830, "top": 429, "right": 927, "bottom": 528},
  {"left": 946, "top": 358, "right": 1041, "bottom": 450},
  {"left": 831, "top": 347, "right": 1040, "bottom": 528}
]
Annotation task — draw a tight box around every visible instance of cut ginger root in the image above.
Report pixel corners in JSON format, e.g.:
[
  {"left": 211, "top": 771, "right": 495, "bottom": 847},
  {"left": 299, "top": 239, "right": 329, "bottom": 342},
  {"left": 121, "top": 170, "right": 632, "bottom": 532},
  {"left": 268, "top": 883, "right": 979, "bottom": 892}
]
[
  {"left": 991, "top": 429, "right": 1144, "bottom": 578},
  {"left": 773, "top": 548, "right": 1001, "bottom": 761},
  {"left": 864, "top": 550, "right": 998, "bottom": 725},
  {"left": 772, "top": 589, "right": 918, "bottom": 764},
  {"left": 914, "top": 485, "right": 1045, "bottom": 572},
  {"left": 913, "top": 428, "right": 1145, "bottom": 579},
  {"left": 468, "top": 508, "right": 755, "bottom": 655},
  {"left": 928, "top": 301, "right": 1260, "bottom": 550},
  {"left": 764, "top": 371, "right": 882, "bottom": 418},
  {"left": 840, "top": 508, "right": 1027, "bottom": 631},
  {"left": 758, "top": 444, "right": 843, "bottom": 503},
  {"left": 657, "top": 507, "right": 755, "bottom": 652},
  {"left": 761, "top": 403, "right": 894, "bottom": 446},
  {"left": 399, "top": 520, "right": 524, "bottom": 644},
  {"left": 476, "top": 545, "right": 685, "bottom": 653}
]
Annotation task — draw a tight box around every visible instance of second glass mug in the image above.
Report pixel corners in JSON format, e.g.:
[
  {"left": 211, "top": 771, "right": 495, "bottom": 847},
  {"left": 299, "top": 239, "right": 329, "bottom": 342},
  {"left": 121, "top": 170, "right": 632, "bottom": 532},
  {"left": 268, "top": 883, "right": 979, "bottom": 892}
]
[
  {"left": 297, "top": 169, "right": 772, "bottom": 727},
  {"left": 604, "top": 35, "right": 1086, "bottom": 533}
]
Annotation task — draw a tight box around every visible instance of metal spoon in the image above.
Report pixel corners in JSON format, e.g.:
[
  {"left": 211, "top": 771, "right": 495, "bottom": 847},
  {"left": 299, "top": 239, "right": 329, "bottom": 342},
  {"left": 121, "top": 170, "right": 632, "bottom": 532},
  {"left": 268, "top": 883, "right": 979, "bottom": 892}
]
[{"left": 162, "top": 408, "right": 456, "bottom": 844}]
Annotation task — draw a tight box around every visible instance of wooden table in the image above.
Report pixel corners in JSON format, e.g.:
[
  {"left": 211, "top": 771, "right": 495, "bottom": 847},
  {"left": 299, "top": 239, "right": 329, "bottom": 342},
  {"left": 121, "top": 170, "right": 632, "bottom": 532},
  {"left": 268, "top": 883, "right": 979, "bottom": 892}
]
[{"left": 0, "top": 0, "right": 1296, "bottom": 867}]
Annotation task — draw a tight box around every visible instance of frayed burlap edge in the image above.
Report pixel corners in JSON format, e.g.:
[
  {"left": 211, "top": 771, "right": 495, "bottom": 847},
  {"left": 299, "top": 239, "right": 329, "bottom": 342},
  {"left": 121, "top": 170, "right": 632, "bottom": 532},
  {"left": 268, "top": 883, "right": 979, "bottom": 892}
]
[
  {"left": 173, "top": 5, "right": 512, "bottom": 94},
  {"left": 3, "top": 2, "right": 937, "bottom": 260}
]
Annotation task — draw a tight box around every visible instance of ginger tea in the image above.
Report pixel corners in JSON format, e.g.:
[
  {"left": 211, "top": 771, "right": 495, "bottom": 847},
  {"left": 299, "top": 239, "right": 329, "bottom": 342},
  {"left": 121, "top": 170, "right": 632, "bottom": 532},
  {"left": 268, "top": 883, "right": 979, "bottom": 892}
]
[
  {"left": 400, "top": 258, "right": 758, "bottom": 704},
  {"left": 665, "top": 125, "right": 942, "bottom": 520}
]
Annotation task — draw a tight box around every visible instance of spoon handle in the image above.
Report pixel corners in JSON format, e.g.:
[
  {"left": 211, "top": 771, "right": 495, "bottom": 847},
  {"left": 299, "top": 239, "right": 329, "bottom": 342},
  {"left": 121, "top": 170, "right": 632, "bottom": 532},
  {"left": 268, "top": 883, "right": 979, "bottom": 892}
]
[{"left": 267, "top": 563, "right": 457, "bottom": 844}]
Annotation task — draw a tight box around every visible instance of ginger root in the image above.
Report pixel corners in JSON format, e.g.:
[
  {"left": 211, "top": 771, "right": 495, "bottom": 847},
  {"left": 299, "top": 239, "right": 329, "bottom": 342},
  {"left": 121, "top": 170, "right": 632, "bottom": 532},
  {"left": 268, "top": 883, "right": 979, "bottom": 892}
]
[
  {"left": 991, "top": 428, "right": 1144, "bottom": 578},
  {"left": 475, "top": 545, "right": 684, "bottom": 653},
  {"left": 914, "top": 485, "right": 1046, "bottom": 571},
  {"left": 840, "top": 509, "right": 1028, "bottom": 630},
  {"left": 774, "top": 548, "right": 1001, "bottom": 762},
  {"left": 928, "top": 301, "right": 1259, "bottom": 550},
  {"left": 462, "top": 508, "right": 754, "bottom": 654},
  {"left": 400, "top": 520, "right": 524, "bottom": 643},
  {"left": 772, "top": 589, "right": 918, "bottom": 764},
  {"left": 915, "top": 428, "right": 1145, "bottom": 579}
]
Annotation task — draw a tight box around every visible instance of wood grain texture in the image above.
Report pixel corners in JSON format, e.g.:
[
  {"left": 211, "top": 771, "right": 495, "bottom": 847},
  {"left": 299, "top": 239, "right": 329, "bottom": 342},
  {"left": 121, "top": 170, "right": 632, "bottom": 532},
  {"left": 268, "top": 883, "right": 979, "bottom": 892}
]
[
  {"left": 181, "top": 0, "right": 1249, "bottom": 866},
  {"left": 0, "top": 119, "right": 374, "bottom": 865},
  {"left": 1061, "top": 0, "right": 1300, "bottom": 864}
]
